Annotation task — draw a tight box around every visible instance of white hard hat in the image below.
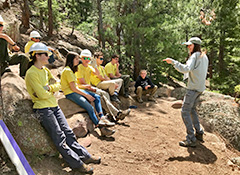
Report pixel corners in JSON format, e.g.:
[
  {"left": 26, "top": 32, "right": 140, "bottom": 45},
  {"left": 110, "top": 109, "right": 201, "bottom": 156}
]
[
  {"left": 80, "top": 49, "right": 92, "bottom": 58},
  {"left": 0, "top": 15, "right": 5, "bottom": 25},
  {"left": 29, "top": 42, "right": 52, "bottom": 56},
  {"left": 29, "top": 31, "right": 41, "bottom": 39}
]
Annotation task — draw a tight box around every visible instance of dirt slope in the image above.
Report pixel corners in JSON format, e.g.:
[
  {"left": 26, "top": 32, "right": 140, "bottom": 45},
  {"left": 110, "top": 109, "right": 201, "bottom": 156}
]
[{"left": 20, "top": 98, "right": 239, "bottom": 175}]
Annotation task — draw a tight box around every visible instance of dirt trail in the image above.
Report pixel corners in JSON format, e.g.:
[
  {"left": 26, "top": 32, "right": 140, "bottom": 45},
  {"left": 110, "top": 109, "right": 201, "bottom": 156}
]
[
  {"left": 1, "top": 97, "right": 240, "bottom": 175},
  {"left": 31, "top": 98, "right": 240, "bottom": 175}
]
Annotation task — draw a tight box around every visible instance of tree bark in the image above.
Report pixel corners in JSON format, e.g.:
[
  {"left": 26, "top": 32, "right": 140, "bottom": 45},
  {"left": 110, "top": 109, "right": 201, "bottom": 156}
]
[
  {"left": 218, "top": 31, "right": 225, "bottom": 75},
  {"left": 21, "top": 0, "right": 30, "bottom": 29},
  {"left": 97, "top": 0, "right": 105, "bottom": 49},
  {"left": 133, "top": 33, "right": 141, "bottom": 80},
  {"left": 39, "top": 9, "right": 44, "bottom": 30},
  {"left": 48, "top": 0, "right": 53, "bottom": 36}
]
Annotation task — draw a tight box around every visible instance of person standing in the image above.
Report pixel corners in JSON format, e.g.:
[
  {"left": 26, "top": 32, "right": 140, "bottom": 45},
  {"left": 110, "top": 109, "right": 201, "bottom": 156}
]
[
  {"left": 105, "top": 54, "right": 130, "bottom": 98},
  {"left": 163, "top": 37, "right": 209, "bottom": 147},
  {"left": 0, "top": 15, "right": 29, "bottom": 77},
  {"left": 25, "top": 43, "right": 100, "bottom": 174},
  {"left": 134, "top": 70, "right": 158, "bottom": 103}
]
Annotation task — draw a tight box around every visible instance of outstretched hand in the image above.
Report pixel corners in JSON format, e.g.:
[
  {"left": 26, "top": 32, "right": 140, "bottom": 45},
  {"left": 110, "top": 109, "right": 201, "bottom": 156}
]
[{"left": 163, "top": 58, "right": 173, "bottom": 64}]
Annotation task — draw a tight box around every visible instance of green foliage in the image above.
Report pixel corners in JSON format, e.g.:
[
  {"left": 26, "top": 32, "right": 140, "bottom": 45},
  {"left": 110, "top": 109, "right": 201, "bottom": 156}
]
[
  {"left": 32, "top": 0, "right": 63, "bottom": 30},
  {"left": 65, "top": 0, "right": 93, "bottom": 33},
  {"left": 27, "top": 0, "right": 240, "bottom": 96},
  {"left": 235, "top": 85, "right": 240, "bottom": 96}
]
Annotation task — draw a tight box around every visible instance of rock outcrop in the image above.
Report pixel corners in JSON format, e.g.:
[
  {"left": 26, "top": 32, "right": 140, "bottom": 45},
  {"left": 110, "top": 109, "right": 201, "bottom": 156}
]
[{"left": 1, "top": 73, "right": 57, "bottom": 156}]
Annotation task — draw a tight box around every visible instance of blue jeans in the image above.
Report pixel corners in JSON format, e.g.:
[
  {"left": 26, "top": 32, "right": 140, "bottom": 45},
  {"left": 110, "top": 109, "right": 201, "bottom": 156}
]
[
  {"left": 34, "top": 106, "right": 91, "bottom": 169},
  {"left": 181, "top": 89, "right": 204, "bottom": 142},
  {"left": 66, "top": 91, "right": 103, "bottom": 125}
]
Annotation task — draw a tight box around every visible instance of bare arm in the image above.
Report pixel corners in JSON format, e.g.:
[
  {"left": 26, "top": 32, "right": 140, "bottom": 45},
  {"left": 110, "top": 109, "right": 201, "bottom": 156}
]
[
  {"left": 69, "top": 82, "right": 95, "bottom": 102},
  {"left": 77, "top": 78, "right": 96, "bottom": 92},
  {"left": 0, "top": 33, "right": 20, "bottom": 51},
  {"left": 115, "top": 62, "right": 121, "bottom": 77}
]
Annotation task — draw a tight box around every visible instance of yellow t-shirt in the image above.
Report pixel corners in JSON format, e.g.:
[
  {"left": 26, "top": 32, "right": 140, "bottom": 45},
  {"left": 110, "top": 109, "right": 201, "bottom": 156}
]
[
  {"left": 25, "top": 66, "right": 61, "bottom": 109},
  {"left": 61, "top": 66, "right": 77, "bottom": 95},
  {"left": 24, "top": 40, "right": 36, "bottom": 54},
  {"left": 75, "top": 64, "right": 95, "bottom": 85},
  {"left": 90, "top": 65, "right": 106, "bottom": 86},
  {"left": 105, "top": 62, "right": 117, "bottom": 77}
]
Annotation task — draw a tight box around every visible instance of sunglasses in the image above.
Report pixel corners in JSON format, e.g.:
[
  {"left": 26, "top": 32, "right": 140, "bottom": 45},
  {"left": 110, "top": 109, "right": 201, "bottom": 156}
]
[
  {"left": 83, "top": 57, "right": 91, "bottom": 60},
  {"left": 99, "top": 57, "right": 104, "bottom": 60},
  {"left": 0, "top": 24, "right": 3, "bottom": 27},
  {"left": 38, "top": 53, "right": 48, "bottom": 57},
  {"left": 34, "top": 37, "right": 41, "bottom": 40}
]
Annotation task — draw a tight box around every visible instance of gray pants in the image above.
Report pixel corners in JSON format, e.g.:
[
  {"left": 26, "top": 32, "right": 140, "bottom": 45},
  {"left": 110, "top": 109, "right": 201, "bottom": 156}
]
[
  {"left": 181, "top": 89, "right": 204, "bottom": 142},
  {"left": 34, "top": 106, "right": 91, "bottom": 169}
]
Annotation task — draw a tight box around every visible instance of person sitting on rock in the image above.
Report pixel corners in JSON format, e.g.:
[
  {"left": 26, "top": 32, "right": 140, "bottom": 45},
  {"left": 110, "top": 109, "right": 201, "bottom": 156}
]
[
  {"left": 76, "top": 49, "right": 130, "bottom": 121},
  {"left": 24, "top": 30, "right": 57, "bottom": 68},
  {"left": 25, "top": 42, "right": 100, "bottom": 174},
  {"left": 105, "top": 54, "right": 130, "bottom": 98},
  {"left": 61, "top": 51, "right": 116, "bottom": 137},
  {"left": 134, "top": 69, "right": 158, "bottom": 103},
  {"left": 0, "top": 15, "right": 29, "bottom": 78},
  {"left": 90, "top": 51, "right": 123, "bottom": 104}
]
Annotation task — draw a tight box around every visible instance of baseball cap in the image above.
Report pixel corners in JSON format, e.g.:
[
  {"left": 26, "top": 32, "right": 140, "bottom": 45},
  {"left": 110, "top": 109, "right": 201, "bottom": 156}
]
[{"left": 182, "top": 37, "right": 202, "bottom": 45}]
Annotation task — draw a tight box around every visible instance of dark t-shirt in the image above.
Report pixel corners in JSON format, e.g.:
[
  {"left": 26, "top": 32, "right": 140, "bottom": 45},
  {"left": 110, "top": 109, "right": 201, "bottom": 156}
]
[
  {"left": 0, "top": 38, "right": 10, "bottom": 64},
  {"left": 134, "top": 75, "right": 154, "bottom": 93}
]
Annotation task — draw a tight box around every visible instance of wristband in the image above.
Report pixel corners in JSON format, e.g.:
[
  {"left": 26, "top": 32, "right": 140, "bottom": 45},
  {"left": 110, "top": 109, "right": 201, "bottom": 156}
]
[{"left": 12, "top": 43, "right": 16, "bottom": 46}]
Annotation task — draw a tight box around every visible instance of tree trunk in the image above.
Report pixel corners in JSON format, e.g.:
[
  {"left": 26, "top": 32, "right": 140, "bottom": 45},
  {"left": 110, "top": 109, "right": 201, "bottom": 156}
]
[
  {"left": 218, "top": 31, "right": 225, "bottom": 75},
  {"left": 39, "top": 9, "right": 44, "bottom": 30},
  {"left": 71, "top": 24, "right": 75, "bottom": 36},
  {"left": 97, "top": 0, "right": 105, "bottom": 49},
  {"left": 21, "top": 0, "right": 30, "bottom": 29},
  {"left": 48, "top": 0, "right": 53, "bottom": 36},
  {"left": 116, "top": 23, "right": 121, "bottom": 55},
  {"left": 133, "top": 33, "right": 141, "bottom": 80}
]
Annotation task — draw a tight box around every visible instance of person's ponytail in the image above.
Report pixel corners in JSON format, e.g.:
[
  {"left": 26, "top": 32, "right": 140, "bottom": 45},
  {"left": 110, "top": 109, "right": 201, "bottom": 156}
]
[{"left": 27, "top": 52, "right": 36, "bottom": 70}]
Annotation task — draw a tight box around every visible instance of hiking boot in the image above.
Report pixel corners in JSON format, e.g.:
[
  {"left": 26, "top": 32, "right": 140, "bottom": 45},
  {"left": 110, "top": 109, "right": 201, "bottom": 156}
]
[
  {"left": 73, "top": 164, "right": 94, "bottom": 174},
  {"left": 148, "top": 96, "right": 156, "bottom": 102},
  {"left": 110, "top": 94, "right": 121, "bottom": 104},
  {"left": 179, "top": 140, "right": 196, "bottom": 147},
  {"left": 116, "top": 109, "right": 131, "bottom": 121},
  {"left": 85, "top": 156, "right": 101, "bottom": 164},
  {"left": 137, "top": 97, "right": 143, "bottom": 103},
  {"left": 100, "top": 127, "right": 115, "bottom": 137},
  {"left": 98, "top": 116, "right": 115, "bottom": 127},
  {"left": 195, "top": 133, "right": 204, "bottom": 142},
  {"left": 123, "top": 92, "right": 129, "bottom": 98}
]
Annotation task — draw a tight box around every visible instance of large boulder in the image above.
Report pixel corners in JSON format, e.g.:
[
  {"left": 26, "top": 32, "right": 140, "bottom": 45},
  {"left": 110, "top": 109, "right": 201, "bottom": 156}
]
[
  {"left": 58, "top": 98, "right": 86, "bottom": 117},
  {"left": 197, "top": 91, "right": 240, "bottom": 150},
  {"left": 66, "top": 113, "right": 95, "bottom": 138},
  {"left": 156, "top": 84, "right": 175, "bottom": 97},
  {"left": 1, "top": 73, "right": 57, "bottom": 156}
]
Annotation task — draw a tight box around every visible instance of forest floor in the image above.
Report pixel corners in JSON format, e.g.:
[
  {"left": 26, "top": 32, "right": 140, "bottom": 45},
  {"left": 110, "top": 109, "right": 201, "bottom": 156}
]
[{"left": 2, "top": 96, "right": 240, "bottom": 175}]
